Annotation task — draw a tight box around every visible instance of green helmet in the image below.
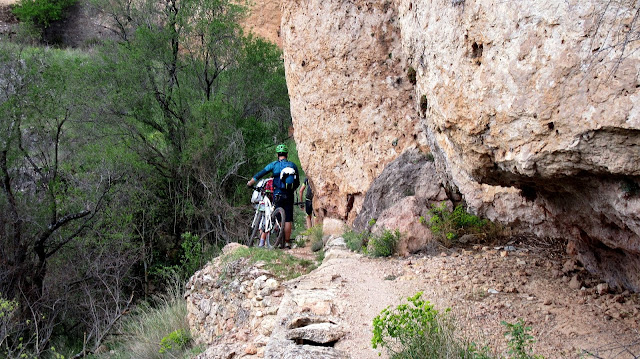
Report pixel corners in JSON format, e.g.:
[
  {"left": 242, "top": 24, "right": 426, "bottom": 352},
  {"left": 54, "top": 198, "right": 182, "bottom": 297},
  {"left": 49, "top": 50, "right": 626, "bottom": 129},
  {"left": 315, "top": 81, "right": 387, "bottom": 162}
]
[{"left": 276, "top": 144, "right": 288, "bottom": 154}]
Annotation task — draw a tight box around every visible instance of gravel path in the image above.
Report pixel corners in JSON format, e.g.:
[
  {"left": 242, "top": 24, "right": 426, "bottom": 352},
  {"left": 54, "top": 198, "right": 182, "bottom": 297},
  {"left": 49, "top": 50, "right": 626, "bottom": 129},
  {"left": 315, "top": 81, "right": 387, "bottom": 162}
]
[{"left": 287, "top": 236, "right": 640, "bottom": 358}]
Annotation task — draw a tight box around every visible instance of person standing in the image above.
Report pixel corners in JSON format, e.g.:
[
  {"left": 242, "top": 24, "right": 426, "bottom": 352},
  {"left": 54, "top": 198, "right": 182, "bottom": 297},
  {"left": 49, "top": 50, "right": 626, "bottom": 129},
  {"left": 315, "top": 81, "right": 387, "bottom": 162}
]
[
  {"left": 299, "top": 177, "right": 314, "bottom": 229},
  {"left": 247, "top": 144, "right": 299, "bottom": 248}
]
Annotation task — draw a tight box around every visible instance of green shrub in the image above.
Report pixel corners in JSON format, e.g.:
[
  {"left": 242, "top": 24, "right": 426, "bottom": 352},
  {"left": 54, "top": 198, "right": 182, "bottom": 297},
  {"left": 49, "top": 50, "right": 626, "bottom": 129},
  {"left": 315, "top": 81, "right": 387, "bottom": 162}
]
[
  {"left": 344, "top": 230, "right": 368, "bottom": 252},
  {"left": 502, "top": 319, "right": 543, "bottom": 359},
  {"left": 96, "top": 283, "right": 192, "bottom": 359},
  {"left": 311, "top": 239, "right": 323, "bottom": 252},
  {"left": 158, "top": 329, "right": 190, "bottom": 354},
  {"left": 372, "top": 292, "right": 485, "bottom": 358},
  {"left": 12, "top": 0, "right": 77, "bottom": 27},
  {"left": 368, "top": 229, "right": 400, "bottom": 258},
  {"left": 372, "top": 293, "right": 542, "bottom": 359},
  {"left": 427, "top": 202, "right": 492, "bottom": 246},
  {"left": 315, "top": 249, "right": 325, "bottom": 263}
]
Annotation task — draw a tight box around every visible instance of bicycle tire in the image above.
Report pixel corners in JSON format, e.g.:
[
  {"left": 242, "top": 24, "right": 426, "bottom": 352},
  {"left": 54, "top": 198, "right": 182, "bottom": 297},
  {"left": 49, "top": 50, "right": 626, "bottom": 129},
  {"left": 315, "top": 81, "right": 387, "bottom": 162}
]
[
  {"left": 247, "top": 212, "right": 263, "bottom": 247},
  {"left": 269, "top": 207, "right": 286, "bottom": 249}
]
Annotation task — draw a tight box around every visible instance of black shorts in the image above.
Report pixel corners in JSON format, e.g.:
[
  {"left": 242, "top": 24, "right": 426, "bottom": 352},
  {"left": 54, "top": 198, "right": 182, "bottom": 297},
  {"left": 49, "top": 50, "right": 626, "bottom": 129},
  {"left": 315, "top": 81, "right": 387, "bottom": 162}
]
[
  {"left": 305, "top": 199, "right": 313, "bottom": 216},
  {"left": 275, "top": 193, "right": 294, "bottom": 222}
]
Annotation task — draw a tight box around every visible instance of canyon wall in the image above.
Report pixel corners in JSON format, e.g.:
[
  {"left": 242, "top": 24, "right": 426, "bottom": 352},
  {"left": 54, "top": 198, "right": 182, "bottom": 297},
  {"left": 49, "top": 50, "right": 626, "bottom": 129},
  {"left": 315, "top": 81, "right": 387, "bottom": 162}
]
[{"left": 282, "top": 0, "right": 640, "bottom": 291}]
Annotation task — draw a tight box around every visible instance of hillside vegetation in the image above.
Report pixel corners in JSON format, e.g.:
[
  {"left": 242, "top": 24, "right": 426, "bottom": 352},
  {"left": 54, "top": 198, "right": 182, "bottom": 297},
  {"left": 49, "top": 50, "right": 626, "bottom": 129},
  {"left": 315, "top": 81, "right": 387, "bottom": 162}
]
[{"left": 0, "top": 0, "right": 294, "bottom": 356}]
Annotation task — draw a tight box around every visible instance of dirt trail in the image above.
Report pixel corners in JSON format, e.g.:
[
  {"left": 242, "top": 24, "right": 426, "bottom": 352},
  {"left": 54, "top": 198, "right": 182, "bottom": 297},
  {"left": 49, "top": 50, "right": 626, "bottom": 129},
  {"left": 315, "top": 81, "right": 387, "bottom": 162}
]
[{"left": 287, "top": 236, "right": 640, "bottom": 358}]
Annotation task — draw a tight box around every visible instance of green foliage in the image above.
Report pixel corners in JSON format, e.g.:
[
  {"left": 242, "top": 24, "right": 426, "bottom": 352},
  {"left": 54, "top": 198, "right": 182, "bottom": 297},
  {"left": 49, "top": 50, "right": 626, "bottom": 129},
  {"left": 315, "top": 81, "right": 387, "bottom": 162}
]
[
  {"left": 372, "top": 294, "right": 541, "bottom": 359},
  {"left": 12, "top": 0, "right": 77, "bottom": 27},
  {"left": 311, "top": 238, "right": 324, "bottom": 252},
  {"left": 315, "top": 249, "right": 325, "bottom": 263},
  {"left": 427, "top": 203, "right": 490, "bottom": 246},
  {"left": 0, "top": 295, "right": 17, "bottom": 319},
  {"left": 95, "top": 284, "right": 191, "bottom": 359},
  {"left": 180, "top": 232, "right": 205, "bottom": 278},
  {"left": 158, "top": 329, "right": 190, "bottom": 354},
  {"left": 502, "top": 319, "right": 542, "bottom": 359},
  {"left": 371, "top": 292, "right": 473, "bottom": 358},
  {"left": 344, "top": 230, "right": 368, "bottom": 252},
  {"left": 368, "top": 229, "right": 401, "bottom": 258},
  {"left": 368, "top": 218, "right": 377, "bottom": 227}
]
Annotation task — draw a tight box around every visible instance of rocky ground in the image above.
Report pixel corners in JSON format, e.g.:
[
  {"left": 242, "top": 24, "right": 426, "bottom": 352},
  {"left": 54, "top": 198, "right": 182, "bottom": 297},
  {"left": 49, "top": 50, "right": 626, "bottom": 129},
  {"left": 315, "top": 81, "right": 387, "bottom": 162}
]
[{"left": 187, "top": 236, "right": 639, "bottom": 359}]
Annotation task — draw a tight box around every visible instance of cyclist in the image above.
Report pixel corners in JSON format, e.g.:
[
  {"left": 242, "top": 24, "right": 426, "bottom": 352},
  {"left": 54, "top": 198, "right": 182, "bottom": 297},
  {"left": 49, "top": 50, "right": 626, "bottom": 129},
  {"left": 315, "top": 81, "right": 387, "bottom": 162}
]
[
  {"left": 247, "top": 144, "right": 300, "bottom": 248},
  {"left": 299, "top": 177, "right": 314, "bottom": 229}
]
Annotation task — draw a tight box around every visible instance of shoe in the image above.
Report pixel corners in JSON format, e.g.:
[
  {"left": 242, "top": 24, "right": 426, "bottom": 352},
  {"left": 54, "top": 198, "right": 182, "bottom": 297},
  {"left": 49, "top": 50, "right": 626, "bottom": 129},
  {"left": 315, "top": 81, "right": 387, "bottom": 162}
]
[
  {"left": 283, "top": 242, "right": 292, "bottom": 249},
  {"left": 258, "top": 239, "right": 265, "bottom": 247}
]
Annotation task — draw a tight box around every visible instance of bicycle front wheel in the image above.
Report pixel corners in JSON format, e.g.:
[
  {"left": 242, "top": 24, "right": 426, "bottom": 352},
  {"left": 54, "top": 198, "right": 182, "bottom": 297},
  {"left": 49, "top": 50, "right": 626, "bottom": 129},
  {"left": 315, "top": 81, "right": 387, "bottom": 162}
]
[
  {"left": 269, "top": 207, "right": 286, "bottom": 249},
  {"left": 247, "top": 212, "right": 263, "bottom": 247}
]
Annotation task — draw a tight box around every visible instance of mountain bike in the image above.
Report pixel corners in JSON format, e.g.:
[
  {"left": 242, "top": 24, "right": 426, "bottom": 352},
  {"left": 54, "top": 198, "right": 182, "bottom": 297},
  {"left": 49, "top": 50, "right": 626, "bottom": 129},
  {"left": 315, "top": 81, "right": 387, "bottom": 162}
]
[{"left": 247, "top": 186, "right": 285, "bottom": 248}]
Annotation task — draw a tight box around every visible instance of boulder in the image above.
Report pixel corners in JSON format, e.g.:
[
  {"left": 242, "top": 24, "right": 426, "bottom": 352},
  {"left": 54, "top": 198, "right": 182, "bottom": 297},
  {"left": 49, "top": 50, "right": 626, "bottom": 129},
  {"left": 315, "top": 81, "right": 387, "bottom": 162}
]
[{"left": 283, "top": 0, "right": 640, "bottom": 292}]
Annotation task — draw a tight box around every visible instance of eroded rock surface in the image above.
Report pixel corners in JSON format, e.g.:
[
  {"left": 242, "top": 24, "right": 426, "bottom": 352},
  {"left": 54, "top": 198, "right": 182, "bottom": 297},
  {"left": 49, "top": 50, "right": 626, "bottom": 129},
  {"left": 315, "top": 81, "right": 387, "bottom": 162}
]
[{"left": 283, "top": 0, "right": 640, "bottom": 291}]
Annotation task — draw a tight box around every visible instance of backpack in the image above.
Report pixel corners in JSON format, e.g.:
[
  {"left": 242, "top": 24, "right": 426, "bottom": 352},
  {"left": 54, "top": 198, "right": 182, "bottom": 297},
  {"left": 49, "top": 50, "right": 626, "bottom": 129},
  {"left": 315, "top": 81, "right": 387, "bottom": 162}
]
[
  {"left": 251, "top": 178, "right": 274, "bottom": 204},
  {"left": 278, "top": 161, "right": 299, "bottom": 191}
]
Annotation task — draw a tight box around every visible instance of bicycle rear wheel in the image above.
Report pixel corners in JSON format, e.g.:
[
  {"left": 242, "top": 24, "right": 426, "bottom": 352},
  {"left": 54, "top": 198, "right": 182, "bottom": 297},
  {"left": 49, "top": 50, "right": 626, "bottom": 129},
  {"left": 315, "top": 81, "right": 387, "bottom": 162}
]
[
  {"left": 247, "top": 212, "right": 263, "bottom": 247},
  {"left": 269, "top": 207, "right": 286, "bottom": 249}
]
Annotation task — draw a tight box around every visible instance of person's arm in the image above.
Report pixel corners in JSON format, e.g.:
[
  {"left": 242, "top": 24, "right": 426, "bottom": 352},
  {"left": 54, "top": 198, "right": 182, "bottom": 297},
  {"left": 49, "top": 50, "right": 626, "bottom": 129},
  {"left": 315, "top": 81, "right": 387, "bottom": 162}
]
[{"left": 247, "top": 162, "right": 275, "bottom": 187}]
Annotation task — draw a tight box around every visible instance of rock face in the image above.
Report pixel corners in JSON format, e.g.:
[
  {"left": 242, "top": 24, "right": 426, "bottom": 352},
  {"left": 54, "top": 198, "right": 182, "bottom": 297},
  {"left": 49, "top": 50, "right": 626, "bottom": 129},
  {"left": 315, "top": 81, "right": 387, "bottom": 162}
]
[
  {"left": 281, "top": 0, "right": 429, "bottom": 222},
  {"left": 243, "top": 0, "right": 283, "bottom": 47},
  {"left": 282, "top": 0, "right": 640, "bottom": 291},
  {"left": 185, "top": 244, "right": 285, "bottom": 358},
  {"left": 187, "top": 243, "right": 351, "bottom": 359}
]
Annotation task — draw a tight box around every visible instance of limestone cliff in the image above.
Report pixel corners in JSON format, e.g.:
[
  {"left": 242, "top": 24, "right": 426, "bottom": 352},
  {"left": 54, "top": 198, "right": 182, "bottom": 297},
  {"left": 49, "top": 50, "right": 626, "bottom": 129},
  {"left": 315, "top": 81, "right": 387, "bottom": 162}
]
[{"left": 282, "top": 0, "right": 640, "bottom": 291}]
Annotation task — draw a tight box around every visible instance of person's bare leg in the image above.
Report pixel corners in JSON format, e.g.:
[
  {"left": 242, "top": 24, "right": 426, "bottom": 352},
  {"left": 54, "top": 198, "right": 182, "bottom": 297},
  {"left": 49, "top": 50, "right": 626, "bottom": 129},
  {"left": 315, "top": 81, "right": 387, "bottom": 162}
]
[
  {"left": 285, "top": 222, "right": 292, "bottom": 244},
  {"left": 306, "top": 215, "right": 312, "bottom": 229}
]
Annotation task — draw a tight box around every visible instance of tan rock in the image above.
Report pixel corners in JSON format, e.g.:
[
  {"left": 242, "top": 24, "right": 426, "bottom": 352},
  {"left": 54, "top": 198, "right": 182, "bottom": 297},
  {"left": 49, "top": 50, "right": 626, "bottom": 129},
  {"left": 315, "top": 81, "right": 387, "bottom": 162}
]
[
  {"left": 322, "top": 218, "right": 345, "bottom": 237},
  {"left": 282, "top": 0, "right": 640, "bottom": 292}
]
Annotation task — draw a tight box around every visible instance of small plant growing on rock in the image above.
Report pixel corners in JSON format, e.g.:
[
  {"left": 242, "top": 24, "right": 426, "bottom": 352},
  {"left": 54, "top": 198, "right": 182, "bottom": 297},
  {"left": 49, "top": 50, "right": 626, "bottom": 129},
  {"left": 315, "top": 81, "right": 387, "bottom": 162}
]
[
  {"left": 372, "top": 292, "right": 486, "bottom": 358},
  {"left": 427, "top": 202, "right": 491, "bottom": 246},
  {"left": 368, "top": 229, "right": 400, "bottom": 257},
  {"left": 344, "top": 230, "right": 369, "bottom": 252},
  {"left": 407, "top": 66, "right": 417, "bottom": 85},
  {"left": 159, "top": 329, "right": 191, "bottom": 354},
  {"left": 420, "top": 95, "right": 428, "bottom": 114},
  {"left": 502, "top": 319, "right": 543, "bottom": 359}
]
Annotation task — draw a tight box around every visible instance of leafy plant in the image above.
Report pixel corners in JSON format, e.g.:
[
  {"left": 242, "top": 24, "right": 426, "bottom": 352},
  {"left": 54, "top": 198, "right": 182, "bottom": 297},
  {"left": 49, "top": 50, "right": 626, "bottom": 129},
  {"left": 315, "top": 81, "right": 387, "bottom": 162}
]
[
  {"left": 12, "top": 0, "right": 77, "bottom": 27},
  {"left": 368, "top": 229, "right": 400, "bottom": 258},
  {"left": 427, "top": 203, "right": 491, "bottom": 246},
  {"left": 344, "top": 230, "right": 368, "bottom": 252},
  {"left": 158, "top": 329, "right": 191, "bottom": 354},
  {"left": 372, "top": 292, "right": 481, "bottom": 358},
  {"left": 502, "top": 319, "right": 542, "bottom": 359},
  {"left": 368, "top": 218, "right": 377, "bottom": 227}
]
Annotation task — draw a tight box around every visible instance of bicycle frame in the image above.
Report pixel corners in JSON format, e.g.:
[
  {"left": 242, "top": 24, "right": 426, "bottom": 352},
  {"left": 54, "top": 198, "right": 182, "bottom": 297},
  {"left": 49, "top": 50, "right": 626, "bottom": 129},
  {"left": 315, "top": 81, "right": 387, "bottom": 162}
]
[{"left": 251, "top": 193, "right": 276, "bottom": 247}]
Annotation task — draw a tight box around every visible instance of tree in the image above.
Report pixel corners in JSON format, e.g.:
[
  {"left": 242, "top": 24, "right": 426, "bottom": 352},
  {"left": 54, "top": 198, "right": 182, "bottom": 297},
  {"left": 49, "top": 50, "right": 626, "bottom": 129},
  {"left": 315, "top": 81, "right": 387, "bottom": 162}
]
[
  {"left": 0, "top": 44, "right": 136, "bottom": 357},
  {"left": 94, "top": 0, "right": 291, "bottom": 251}
]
